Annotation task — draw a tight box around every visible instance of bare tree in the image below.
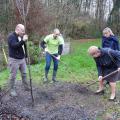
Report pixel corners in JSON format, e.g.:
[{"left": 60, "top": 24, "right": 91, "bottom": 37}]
[{"left": 107, "top": 0, "right": 120, "bottom": 34}]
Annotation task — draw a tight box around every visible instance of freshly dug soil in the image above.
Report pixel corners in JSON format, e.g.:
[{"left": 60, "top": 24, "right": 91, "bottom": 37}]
[{"left": 0, "top": 81, "right": 119, "bottom": 120}]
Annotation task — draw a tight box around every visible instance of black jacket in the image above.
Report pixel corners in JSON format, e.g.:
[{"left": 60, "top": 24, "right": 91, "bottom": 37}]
[
  {"left": 8, "top": 32, "right": 27, "bottom": 59},
  {"left": 102, "top": 35, "right": 120, "bottom": 50},
  {"left": 94, "top": 48, "right": 120, "bottom": 76}
]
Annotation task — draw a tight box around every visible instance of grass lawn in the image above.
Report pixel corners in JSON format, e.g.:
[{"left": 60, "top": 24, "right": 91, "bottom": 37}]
[{"left": 0, "top": 39, "right": 101, "bottom": 86}]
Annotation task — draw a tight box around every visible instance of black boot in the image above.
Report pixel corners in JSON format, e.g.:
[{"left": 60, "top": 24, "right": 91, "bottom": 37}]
[
  {"left": 22, "top": 73, "right": 30, "bottom": 91},
  {"left": 9, "top": 78, "right": 17, "bottom": 96},
  {"left": 52, "top": 70, "right": 58, "bottom": 82},
  {"left": 44, "top": 70, "right": 49, "bottom": 82}
]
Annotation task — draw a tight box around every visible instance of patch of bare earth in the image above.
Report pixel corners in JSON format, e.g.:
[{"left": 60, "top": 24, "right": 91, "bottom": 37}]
[
  {"left": 79, "top": 39, "right": 97, "bottom": 43},
  {"left": 0, "top": 81, "right": 120, "bottom": 120}
]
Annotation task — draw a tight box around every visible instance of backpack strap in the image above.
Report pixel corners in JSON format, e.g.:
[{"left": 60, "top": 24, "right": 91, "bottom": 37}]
[{"left": 108, "top": 50, "right": 116, "bottom": 64}]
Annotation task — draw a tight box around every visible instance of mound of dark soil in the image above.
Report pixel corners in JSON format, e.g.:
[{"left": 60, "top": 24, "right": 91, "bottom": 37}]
[
  {"left": 0, "top": 81, "right": 118, "bottom": 120},
  {"left": 42, "top": 106, "right": 89, "bottom": 120}
]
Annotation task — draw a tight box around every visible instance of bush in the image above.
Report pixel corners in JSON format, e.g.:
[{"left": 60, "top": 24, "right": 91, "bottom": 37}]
[
  {"left": 68, "top": 20, "right": 102, "bottom": 39},
  {"left": 27, "top": 41, "right": 40, "bottom": 64},
  {"left": 0, "top": 52, "right": 7, "bottom": 71}
]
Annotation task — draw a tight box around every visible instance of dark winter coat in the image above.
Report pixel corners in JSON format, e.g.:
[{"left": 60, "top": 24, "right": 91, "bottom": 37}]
[
  {"left": 94, "top": 48, "right": 120, "bottom": 82},
  {"left": 8, "top": 32, "right": 27, "bottom": 59},
  {"left": 102, "top": 35, "right": 119, "bottom": 50}
]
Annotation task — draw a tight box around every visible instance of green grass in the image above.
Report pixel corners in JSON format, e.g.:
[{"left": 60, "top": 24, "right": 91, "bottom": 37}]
[{"left": 0, "top": 39, "right": 101, "bottom": 86}]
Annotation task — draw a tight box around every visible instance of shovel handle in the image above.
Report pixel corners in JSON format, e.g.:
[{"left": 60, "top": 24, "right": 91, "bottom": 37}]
[
  {"left": 2, "top": 48, "right": 8, "bottom": 64},
  {"left": 86, "top": 70, "right": 119, "bottom": 87},
  {"left": 46, "top": 52, "right": 59, "bottom": 60},
  {"left": 102, "top": 70, "right": 118, "bottom": 80}
]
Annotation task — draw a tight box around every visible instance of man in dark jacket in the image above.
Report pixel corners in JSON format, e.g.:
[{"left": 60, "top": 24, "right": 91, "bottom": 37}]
[
  {"left": 88, "top": 46, "right": 120, "bottom": 101},
  {"left": 8, "top": 24, "right": 30, "bottom": 97}
]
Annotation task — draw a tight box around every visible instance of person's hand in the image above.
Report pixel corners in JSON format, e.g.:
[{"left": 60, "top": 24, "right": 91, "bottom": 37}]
[
  {"left": 45, "top": 48, "right": 48, "bottom": 52},
  {"left": 98, "top": 76, "right": 103, "bottom": 81},
  {"left": 42, "top": 50, "right": 46, "bottom": 56},
  {"left": 23, "top": 34, "right": 28, "bottom": 41},
  {"left": 56, "top": 55, "right": 60, "bottom": 60},
  {"left": 118, "top": 68, "right": 120, "bottom": 71}
]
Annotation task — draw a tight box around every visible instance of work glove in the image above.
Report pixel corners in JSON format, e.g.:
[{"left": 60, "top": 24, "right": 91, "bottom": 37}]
[
  {"left": 23, "top": 34, "right": 28, "bottom": 41},
  {"left": 42, "top": 48, "right": 48, "bottom": 56},
  {"left": 56, "top": 55, "right": 61, "bottom": 60},
  {"left": 118, "top": 68, "right": 120, "bottom": 72},
  {"left": 45, "top": 48, "right": 48, "bottom": 52},
  {"left": 98, "top": 76, "right": 103, "bottom": 81}
]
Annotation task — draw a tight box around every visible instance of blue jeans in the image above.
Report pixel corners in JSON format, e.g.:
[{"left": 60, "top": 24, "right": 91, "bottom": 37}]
[{"left": 45, "top": 52, "right": 59, "bottom": 72}]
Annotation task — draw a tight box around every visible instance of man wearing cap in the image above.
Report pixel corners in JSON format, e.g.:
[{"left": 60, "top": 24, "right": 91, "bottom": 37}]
[
  {"left": 8, "top": 24, "right": 30, "bottom": 97},
  {"left": 41, "top": 28, "right": 64, "bottom": 83}
]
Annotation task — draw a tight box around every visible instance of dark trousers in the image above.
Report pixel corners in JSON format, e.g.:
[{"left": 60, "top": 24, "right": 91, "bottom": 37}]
[{"left": 8, "top": 57, "right": 28, "bottom": 89}]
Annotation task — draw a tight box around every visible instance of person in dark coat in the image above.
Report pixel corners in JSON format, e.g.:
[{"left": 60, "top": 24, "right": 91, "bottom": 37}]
[
  {"left": 102, "top": 27, "right": 119, "bottom": 50},
  {"left": 88, "top": 46, "right": 120, "bottom": 100},
  {"left": 102, "top": 27, "right": 120, "bottom": 85},
  {"left": 8, "top": 24, "right": 30, "bottom": 97}
]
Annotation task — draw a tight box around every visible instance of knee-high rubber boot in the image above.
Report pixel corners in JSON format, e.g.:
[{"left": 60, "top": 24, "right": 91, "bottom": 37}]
[
  {"left": 52, "top": 70, "right": 57, "bottom": 82},
  {"left": 10, "top": 78, "right": 17, "bottom": 97},
  {"left": 10, "top": 77, "right": 15, "bottom": 90},
  {"left": 44, "top": 70, "right": 49, "bottom": 82},
  {"left": 22, "top": 73, "right": 30, "bottom": 91}
]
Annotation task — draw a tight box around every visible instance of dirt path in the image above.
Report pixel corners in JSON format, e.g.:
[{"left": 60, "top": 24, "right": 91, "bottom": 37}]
[
  {"left": 0, "top": 81, "right": 120, "bottom": 120},
  {"left": 79, "top": 39, "right": 98, "bottom": 43}
]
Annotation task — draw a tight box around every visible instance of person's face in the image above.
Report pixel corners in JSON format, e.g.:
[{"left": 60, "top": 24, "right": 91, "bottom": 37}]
[
  {"left": 91, "top": 51, "right": 101, "bottom": 58},
  {"left": 18, "top": 27, "right": 25, "bottom": 37},
  {"left": 103, "top": 31, "right": 111, "bottom": 38},
  {"left": 53, "top": 32, "right": 60, "bottom": 39}
]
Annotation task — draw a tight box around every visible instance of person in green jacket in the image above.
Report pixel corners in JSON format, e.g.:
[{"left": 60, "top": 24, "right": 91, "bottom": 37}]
[{"left": 41, "top": 28, "right": 64, "bottom": 83}]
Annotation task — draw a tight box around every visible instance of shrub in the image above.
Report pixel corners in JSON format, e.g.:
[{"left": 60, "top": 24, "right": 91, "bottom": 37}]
[
  {"left": 68, "top": 19, "right": 102, "bottom": 39},
  {"left": 27, "top": 41, "right": 40, "bottom": 64}
]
